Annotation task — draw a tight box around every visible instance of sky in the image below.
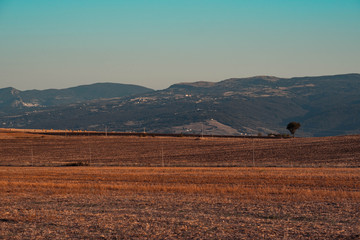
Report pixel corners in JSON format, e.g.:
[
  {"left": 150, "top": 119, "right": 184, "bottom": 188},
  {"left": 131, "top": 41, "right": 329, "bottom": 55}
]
[{"left": 0, "top": 0, "right": 359, "bottom": 90}]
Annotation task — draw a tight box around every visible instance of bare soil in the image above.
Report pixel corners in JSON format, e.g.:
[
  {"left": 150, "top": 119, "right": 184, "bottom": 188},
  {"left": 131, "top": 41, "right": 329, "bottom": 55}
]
[
  {"left": 0, "top": 132, "right": 359, "bottom": 167},
  {"left": 1, "top": 167, "right": 359, "bottom": 239},
  {"left": 1, "top": 132, "right": 360, "bottom": 239},
  {"left": 2, "top": 193, "right": 359, "bottom": 239}
]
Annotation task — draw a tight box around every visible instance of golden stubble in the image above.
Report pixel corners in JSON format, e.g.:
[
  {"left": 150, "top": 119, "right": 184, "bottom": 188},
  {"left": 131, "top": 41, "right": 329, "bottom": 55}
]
[{"left": 1, "top": 167, "right": 359, "bottom": 202}]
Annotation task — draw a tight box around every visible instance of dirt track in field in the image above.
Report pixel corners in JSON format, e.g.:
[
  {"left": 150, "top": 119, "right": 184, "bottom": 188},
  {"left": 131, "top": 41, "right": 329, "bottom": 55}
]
[{"left": 0, "top": 132, "right": 359, "bottom": 167}]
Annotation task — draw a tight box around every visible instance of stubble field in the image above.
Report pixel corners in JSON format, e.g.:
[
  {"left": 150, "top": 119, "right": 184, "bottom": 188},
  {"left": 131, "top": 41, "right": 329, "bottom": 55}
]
[{"left": 1, "top": 131, "right": 360, "bottom": 239}]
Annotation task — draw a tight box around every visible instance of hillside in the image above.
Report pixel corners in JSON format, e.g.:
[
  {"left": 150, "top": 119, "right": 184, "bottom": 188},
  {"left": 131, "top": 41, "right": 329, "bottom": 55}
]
[
  {"left": 1, "top": 74, "right": 360, "bottom": 136},
  {"left": 0, "top": 83, "right": 153, "bottom": 115}
]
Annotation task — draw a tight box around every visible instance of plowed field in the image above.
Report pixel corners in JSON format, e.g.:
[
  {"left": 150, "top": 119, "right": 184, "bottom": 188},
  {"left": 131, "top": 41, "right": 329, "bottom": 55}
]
[
  {"left": 0, "top": 132, "right": 359, "bottom": 167},
  {"left": 1, "top": 132, "right": 359, "bottom": 239}
]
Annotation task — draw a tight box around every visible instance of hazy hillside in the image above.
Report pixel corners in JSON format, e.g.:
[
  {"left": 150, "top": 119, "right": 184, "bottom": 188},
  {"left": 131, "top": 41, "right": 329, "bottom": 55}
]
[
  {"left": 1, "top": 74, "right": 360, "bottom": 137},
  {"left": 0, "top": 83, "right": 153, "bottom": 115}
]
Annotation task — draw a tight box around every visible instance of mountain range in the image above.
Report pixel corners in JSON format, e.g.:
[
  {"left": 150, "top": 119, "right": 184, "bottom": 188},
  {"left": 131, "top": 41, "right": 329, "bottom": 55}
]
[
  {"left": 1, "top": 73, "right": 360, "bottom": 137},
  {"left": 0, "top": 83, "right": 153, "bottom": 115}
]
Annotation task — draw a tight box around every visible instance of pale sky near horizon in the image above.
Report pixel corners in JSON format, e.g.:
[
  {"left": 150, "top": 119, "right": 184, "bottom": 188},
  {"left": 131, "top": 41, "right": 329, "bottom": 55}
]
[{"left": 0, "top": 0, "right": 359, "bottom": 91}]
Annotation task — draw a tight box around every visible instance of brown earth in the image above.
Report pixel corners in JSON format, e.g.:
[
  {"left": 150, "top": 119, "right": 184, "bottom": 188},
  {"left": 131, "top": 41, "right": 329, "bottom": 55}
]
[
  {"left": 0, "top": 131, "right": 359, "bottom": 239},
  {"left": 0, "top": 131, "right": 359, "bottom": 167},
  {"left": 1, "top": 167, "right": 359, "bottom": 239}
]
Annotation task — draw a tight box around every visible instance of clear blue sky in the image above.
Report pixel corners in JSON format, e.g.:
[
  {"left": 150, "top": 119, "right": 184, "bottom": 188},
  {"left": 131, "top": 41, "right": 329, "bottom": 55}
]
[{"left": 1, "top": 0, "right": 359, "bottom": 90}]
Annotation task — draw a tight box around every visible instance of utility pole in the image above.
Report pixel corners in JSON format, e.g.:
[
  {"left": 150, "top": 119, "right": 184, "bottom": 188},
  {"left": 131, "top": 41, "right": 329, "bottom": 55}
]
[
  {"left": 161, "top": 147, "right": 164, "bottom": 167},
  {"left": 252, "top": 138, "right": 255, "bottom": 167},
  {"left": 31, "top": 146, "right": 34, "bottom": 167},
  {"left": 89, "top": 145, "right": 92, "bottom": 166},
  {"left": 201, "top": 123, "right": 204, "bottom": 138},
  {"left": 105, "top": 126, "right": 108, "bottom": 137}
]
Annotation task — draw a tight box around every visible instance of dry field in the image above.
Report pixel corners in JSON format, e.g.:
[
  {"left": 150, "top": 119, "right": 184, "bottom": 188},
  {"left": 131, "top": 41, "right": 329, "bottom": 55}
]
[
  {"left": 1, "top": 131, "right": 360, "bottom": 239},
  {"left": 0, "top": 131, "right": 360, "bottom": 167},
  {"left": 1, "top": 167, "right": 359, "bottom": 239}
]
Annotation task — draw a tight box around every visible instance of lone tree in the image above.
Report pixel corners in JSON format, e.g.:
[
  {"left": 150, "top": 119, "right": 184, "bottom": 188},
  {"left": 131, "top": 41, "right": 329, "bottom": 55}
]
[{"left": 286, "top": 122, "right": 301, "bottom": 137}]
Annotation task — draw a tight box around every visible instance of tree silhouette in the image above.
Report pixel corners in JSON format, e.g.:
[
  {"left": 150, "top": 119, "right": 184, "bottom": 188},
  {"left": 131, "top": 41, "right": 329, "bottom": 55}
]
[{"left": 286, "top": 122, "right": 301, "bottom": 137}]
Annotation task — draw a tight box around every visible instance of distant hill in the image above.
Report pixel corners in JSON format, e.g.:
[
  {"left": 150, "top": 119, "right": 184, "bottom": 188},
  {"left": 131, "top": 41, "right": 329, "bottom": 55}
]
[
  {"left": 0, "top": 83, "right": 154, "bottom": 115},
  {"left": 1, "top": 74, "right": 360, "bottom": 137}
]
